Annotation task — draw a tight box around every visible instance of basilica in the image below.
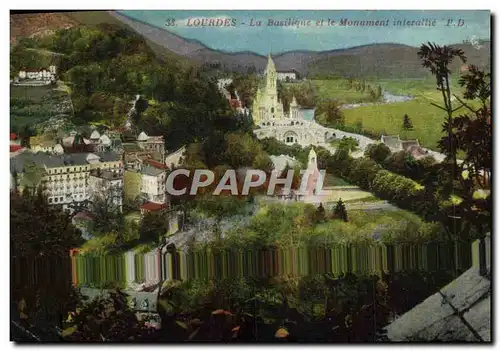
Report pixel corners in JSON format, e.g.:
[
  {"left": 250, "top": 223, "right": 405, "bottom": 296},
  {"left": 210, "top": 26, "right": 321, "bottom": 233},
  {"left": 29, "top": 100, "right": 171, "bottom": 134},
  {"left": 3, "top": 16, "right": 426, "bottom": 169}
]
[{"left": 252, "top": 55, "right": 337, "bottom": 148}]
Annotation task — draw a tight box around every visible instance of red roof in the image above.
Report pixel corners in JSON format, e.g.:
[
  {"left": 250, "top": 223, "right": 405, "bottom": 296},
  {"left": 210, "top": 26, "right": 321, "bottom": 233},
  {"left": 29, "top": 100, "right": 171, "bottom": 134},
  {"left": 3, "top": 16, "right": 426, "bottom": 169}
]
[
  {"left": 140, "top": 202, "right": 168, "bottom": 211},
  {"left": 143, "top": 159, "right": 167, "bottom": 169},
  {"left": 73, "top": 211, "right": 95, "bottom": 221},
  {"left": 10, "top": 133, "right": 17, "bottom": 141},
  {"left": 10, "top": 145, "right": 23, "bottom": 152},
  {"left": 230, "top": 99, "right": 241, "bottom": 108}
]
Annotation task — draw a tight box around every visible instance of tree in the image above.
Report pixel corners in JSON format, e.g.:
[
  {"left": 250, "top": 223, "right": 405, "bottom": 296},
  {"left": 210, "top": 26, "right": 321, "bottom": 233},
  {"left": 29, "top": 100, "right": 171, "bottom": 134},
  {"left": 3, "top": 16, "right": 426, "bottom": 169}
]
[
  {"left": 314, "top": 203, "right": 326, "bottom": 223},
  {"left": 337, "top": 137, "right": 359, "bottom": 154},
  {"left": 11, "top": 190, "right": 82, "bottom": 331},
  {"left": 402, "top": 114, "right": 413, "bottom": 130},
  {"left": 365, "top": 143, "right": 391, "bottom": 164},
  {"left": 140, "top": 211, "right": 170, "bottom": 245},
  {"left": 418, "top": 42, "right": 466, "bottom": 165},
  {"left": 89, "top": 182, "right": 124, "bottom": 237},
  {"left": 62, "top": 290, "right": 156, "bottom": 341},
  {"left": 314, "top": 100, "right": 344, "bottom": 127},
  {"left": 195, "top": 194, "right": 249, "bottom": 241},
  {"left": 419, "top": 44, "right": 491, "bottom": 238},
  {"left": 333, "top": 199, "right": 348, "bottom": 222},
  {"left": 18, "top": 124, "right": 35, "bottom": 148},
  {"left": 19, "top": 160, "right": 44, "bottom": 194}
]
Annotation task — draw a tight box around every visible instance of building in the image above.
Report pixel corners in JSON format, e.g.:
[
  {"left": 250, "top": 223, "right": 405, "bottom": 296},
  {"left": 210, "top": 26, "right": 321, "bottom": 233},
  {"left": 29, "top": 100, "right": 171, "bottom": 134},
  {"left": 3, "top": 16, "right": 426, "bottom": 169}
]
[
  {"left": 88, "top": 130, "right": 112, "bottom": 152},
  {"left": 164, "top": 146, "right": 186, "bottom": 170},
  {"left": 17, "top": 66, "right": 56, "bottom": 83},
  {"left": 122, "top": 131, "right": 165, "bottom": 169},
  {"left": 88, "top": 169, "right": 123, "bottom": 212},
  {"left": 123, "top": 161, "right": 168, "bottom": 210},
  {"left": 10, "top": 151, "right": 123, "bottom": 211},
  {"left": 277, "top": 70, "right": 298, "bottom": 82},
  {"left": 140, "top": 165, "right": 167, "bottom": 204},
  {"left": 252, "top": 55, "right": 338, "bottom": 148},
  {"left": 380, "top": 135, "right": 428, "bottom": 159},
  {"left": 140, "top": 201, "right": 169, "bottom": 215},
  {"left": 252, "top": 54, "right": 300, "bottom": 125}
]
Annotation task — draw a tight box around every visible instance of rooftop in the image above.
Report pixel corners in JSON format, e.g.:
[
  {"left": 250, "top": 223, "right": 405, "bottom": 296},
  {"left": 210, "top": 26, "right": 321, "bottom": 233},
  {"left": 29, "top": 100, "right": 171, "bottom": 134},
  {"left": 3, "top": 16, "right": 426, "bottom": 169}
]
[
  {"left": 142, "top": 158, "right": 167, "bottom": 170},
  {"left": 401, "top": 140, "right": 420, "bottom": 151},
  {"left": 90, "top": 169, "right": 122, "bottom": 180},
  {"left": 140, "top": 202, "right": 168, "bottom": 211},
  {"left": 122, "top": 143, "right": 143, "bottom": 152},
  {"left": 10, "top": 145, "right": 23, "bottom": 153},
  {"left": 141, "top": 165, "right": 165, "bottom": 177},
  {"left": 95, "top": 150, "right": 121, "bottom": 162}
]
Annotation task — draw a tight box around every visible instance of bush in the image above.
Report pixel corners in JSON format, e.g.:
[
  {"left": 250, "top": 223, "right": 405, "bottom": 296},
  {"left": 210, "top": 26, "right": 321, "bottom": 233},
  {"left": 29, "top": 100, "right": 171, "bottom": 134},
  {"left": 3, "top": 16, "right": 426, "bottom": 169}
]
[{"left": 365, "top": 143, "right": 392, "bottom": 164}]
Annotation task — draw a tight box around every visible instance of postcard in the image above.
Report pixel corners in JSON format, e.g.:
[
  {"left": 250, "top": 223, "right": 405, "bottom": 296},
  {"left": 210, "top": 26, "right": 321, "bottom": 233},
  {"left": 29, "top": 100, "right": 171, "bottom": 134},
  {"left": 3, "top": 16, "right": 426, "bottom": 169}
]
[{"left": 10, "top": 9, "right": 491, "bottom": 343}]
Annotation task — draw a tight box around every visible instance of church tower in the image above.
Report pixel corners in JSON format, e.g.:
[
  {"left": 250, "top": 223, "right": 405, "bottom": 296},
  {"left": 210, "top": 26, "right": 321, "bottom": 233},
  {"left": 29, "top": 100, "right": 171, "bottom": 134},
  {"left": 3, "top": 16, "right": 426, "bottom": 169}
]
[
  {"left": 304, "top": 147, "right": 322, "bottom": 196},
  {"left": 251, "top": 53, "right": 286, "bottom": 125},
  {"left": 265, "top": 53, "right": 277, "bottom": 94},
  {"left": 290, "top": 95, "right": 299, "bottom": 119}
]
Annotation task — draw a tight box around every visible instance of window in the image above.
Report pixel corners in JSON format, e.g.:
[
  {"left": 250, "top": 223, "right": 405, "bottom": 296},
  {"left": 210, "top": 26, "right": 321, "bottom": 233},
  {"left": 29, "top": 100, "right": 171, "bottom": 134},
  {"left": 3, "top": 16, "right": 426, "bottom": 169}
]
[
  {"left": 54, "top": 198, "right": 58, "bottom": 203},
  {"left": 271, "top": 107, "right": 274, "bottom": 113},
  {"left": 59, "top": 197, "right": 63, "bottom": 201}
]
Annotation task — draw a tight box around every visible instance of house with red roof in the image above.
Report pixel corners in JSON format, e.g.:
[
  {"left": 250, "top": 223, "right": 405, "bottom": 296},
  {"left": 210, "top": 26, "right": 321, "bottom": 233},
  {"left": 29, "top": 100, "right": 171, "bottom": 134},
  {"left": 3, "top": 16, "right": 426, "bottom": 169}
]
[{"left": 140, "top": 201, "right": 168, "bottom": 214}]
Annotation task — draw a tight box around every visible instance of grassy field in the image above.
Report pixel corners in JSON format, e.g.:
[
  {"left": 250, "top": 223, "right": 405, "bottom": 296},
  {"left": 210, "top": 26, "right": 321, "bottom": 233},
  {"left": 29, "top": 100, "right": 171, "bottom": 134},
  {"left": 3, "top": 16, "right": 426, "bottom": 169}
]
[
  {"left": 310, "top": 79, "right": 379, "bottom": 104},
  {"left": 342, "top": 95, "right": 472, "bottom": 151},
  {"left": 332, "top": 77, "right": 474, "bottom": 151},
  {"left": 284, "top": 79, "right": 379, "bottom": 105},
  {"left": 323, "top": 173, "right": 351, "bottom": 187}
]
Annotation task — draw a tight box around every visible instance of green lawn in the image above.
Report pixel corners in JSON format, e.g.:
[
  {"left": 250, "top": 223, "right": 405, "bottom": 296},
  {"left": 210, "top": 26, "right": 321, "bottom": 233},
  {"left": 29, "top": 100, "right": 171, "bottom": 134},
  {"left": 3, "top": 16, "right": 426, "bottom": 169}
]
[
  {"left": 285, "top": 79, "right": 379, "bottom": 105},
  {"left": 342, "top": 97, "right": 472, "bottom": 151},
  {"left": 323, "top": 173, "right": 350, "bottom": 187},
  {"left": 310, "top": 79, "right": 378, "bottom": 104}
]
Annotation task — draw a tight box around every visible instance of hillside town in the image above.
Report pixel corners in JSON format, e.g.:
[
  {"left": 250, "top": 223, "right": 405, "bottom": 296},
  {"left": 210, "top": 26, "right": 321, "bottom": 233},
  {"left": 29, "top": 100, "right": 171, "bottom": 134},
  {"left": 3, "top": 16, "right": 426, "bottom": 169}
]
[{"left": 10, "top": 10, "right": 491, "bottom": 344}]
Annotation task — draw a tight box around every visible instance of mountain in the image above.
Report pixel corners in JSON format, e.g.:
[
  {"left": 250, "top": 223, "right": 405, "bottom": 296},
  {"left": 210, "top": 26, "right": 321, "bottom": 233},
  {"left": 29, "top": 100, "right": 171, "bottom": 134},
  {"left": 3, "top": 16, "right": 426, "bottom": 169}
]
[
  {"left": 10, "top": 12, "right": 78, "bottom": 45},
  {"left": 110, "top": 11, "right": 490, "bottom": 78},
  {"left": 11, "top": 11, "right": 491, "bottom": 78}
]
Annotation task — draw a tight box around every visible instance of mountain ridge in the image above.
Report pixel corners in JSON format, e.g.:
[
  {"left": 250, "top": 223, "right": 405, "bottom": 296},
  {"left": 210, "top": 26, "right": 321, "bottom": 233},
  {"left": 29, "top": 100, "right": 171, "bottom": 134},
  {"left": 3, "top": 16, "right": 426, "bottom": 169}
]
[{"left": 10, "top": 11, "right": 491, "bottom": 78}]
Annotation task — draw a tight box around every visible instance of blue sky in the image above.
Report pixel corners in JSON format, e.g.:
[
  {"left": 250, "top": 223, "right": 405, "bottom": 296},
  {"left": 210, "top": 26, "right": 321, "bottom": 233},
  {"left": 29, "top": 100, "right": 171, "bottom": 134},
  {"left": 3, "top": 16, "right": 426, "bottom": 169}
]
[{"left": 120, "top": 10, "right": 490, "bottom": 55}]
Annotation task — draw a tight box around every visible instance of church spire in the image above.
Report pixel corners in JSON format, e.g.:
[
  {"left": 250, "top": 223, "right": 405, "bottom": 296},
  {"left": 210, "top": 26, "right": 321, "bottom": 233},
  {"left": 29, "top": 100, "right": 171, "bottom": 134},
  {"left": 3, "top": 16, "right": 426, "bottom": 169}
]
[{"left": 265, "top": 52, "right": 276, "bottom": 75}]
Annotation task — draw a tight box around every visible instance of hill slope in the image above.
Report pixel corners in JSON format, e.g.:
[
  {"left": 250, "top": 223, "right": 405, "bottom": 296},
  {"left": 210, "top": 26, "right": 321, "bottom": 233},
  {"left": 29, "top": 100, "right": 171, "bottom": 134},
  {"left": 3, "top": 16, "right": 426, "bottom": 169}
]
[{"left": 10, "top": 12, "right": 78, "bottom": 45}]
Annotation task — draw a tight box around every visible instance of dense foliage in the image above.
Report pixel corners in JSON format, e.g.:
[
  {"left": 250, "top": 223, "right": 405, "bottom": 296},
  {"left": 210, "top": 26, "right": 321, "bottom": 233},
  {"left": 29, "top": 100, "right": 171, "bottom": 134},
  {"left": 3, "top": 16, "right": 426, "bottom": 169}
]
[{"left": 11, "top": 190, "right": 83, "bottom": 332}]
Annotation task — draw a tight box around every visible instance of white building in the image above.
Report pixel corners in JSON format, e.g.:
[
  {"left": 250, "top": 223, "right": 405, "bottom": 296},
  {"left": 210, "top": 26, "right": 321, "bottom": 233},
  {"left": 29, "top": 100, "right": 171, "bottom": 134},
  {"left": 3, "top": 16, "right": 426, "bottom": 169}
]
[
  {"left": 277, "top": 71, "right": 297, "bottom": 82},
  {"left": 88, "top": 130, "right": 112, "bottom": 152},
  {"left": 164, "top": 146, "right": 186, "bottom": 170},
  {"left": 10, "top": 151, "right": 123, "bottom": 212},
  {"left": 88, "top": 169, "right": 123, "bottom": 212},
  {"left": 140, "top": 165, "right": 167, "bottom": 204},
  {"left": 18, "top": 65, "right": 56, "bottom": 82}
]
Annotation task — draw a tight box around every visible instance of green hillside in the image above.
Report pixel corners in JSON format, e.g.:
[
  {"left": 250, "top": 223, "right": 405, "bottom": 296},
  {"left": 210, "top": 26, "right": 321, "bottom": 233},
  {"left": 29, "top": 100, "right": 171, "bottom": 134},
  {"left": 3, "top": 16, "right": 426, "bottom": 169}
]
[{"left": 65, "top": 11, "right": 192, "bottom": 64}]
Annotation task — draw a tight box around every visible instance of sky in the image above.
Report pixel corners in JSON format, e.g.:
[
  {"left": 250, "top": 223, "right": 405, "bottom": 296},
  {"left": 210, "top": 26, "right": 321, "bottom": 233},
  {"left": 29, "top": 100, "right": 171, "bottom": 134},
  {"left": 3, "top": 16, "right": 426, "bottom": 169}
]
[{"left": 120, "top": 10, "right": 490, "bottom": 55}]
